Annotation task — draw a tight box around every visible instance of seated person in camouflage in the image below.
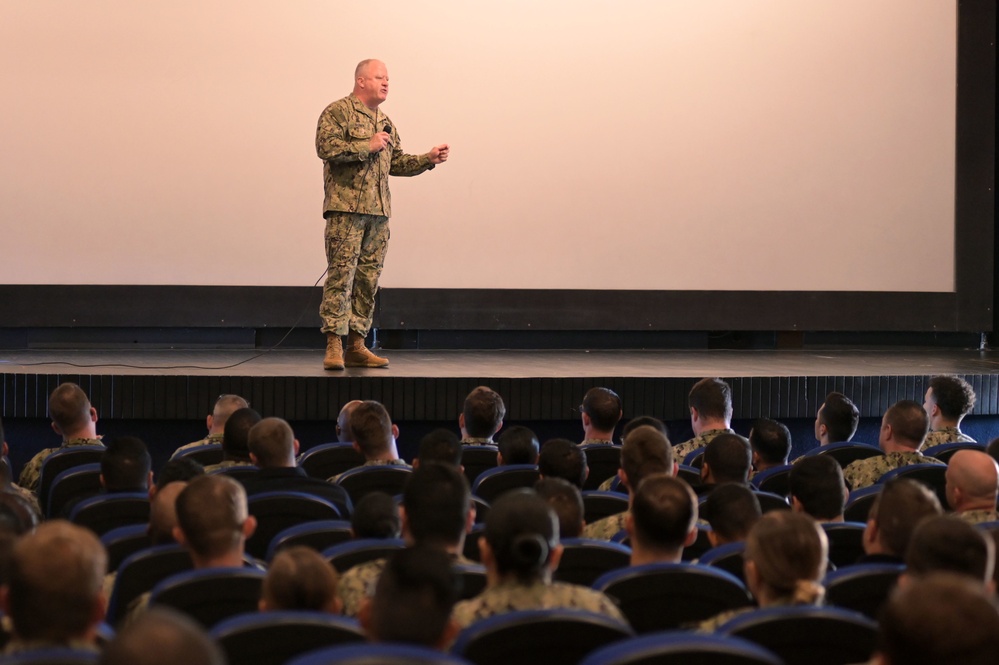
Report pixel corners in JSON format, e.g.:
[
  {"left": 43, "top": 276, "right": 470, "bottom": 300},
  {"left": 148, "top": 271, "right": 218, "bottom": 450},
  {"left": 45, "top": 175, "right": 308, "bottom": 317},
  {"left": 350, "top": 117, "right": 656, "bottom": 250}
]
[
  {"left": 451, "top": 489, "right": 628, "bottom": 629},
  {"left": 813, "top": 391, "right": 860, "bottom": 449},
  {"left": 788, "top": 455, "right": 848, "bottom": 523},
  {"left": 748, "top": 418, "right": 791, "bottom": 477},
  {"left": 63, "top": 435, "right": 154, "bottom": 517},
  {"left": 842, "top": 400, "right": 943, "bottom": 491},
  {"left": 100, "top": 608, "right": 225, "bottom": 665},
  {"left": 944, "top": 450, "right": 999, "bottom": 525},
  {"left": 19, "top": 382, "right": 104, "bottom": 493},
  {"left": 625, "top": 474, "right": 698, "bottom": 565},
  {"left": 260, "top": 546, "right": 341, "bottom": 613},
  {"left": 1, "top": 417, "right": 41, "bottom": 516},
  {"left": 858, "top": 478, "right": 942, "bottom": 566},
  {"left": 2, "top": 521, "right": 107, "bottom": 655},
  {"left": 459, "top": 386, "right": 505, "bottom": 445},
  {"left": 497, "top": 426, "right": 540, "bottom": 466},
  {"left": 595, "top": 416, "right": 670, "bottom": 491},
  {"left": 413, "top": 428, "right": 462, "bottom": 470},
  {"left": 202, "top": 407, "right": 261, "bottom": 473},
  {"left": 699, "top": 433, "right": 753, "bottom": 493},
  {"left": 535, "top": 478, "right": 585, "bottom": 539},
  {"left": 922, "top": 375, "right": 977, "bottom": 450},
  {"left": 327, "top": 401, "right": 410, "bottom": 482},
  {"left": 698, "top": 511, "right": 828, "bottom": 632},
  {"left": 338, "top": 462, "right": 474, "bottom": 617},
  {"left": 170, "top": 394, "right": 248, "bottom": 459},
  {"left": 582, "top": 426, "right": 675, "bottom": 540},
  {"left": 537, "top": 439, "right": 588, "bottom": 489},
  {"left": 902, "top": 515, "right": 995, "bottom": 594},
  {"left": 701, "top": 483, "right": 761, "bottom": 548},
  {"left": 673, "top": 378, "right": 735, "bottom": 460},
  {"left": 579, "top": 387, "right": 623, "bottom": 446},
  {"left": 361, "top": 546, "right": 460, "bottom": 650}
]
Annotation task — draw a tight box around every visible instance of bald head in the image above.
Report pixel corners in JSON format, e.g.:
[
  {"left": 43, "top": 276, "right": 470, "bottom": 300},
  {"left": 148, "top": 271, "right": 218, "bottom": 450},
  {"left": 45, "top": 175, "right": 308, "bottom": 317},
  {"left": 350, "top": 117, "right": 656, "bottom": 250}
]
[
  {"left": 337, "top": 400, "right": 363, "bottom": 443},
  {"left": 946, "top": 450, "right": 999, "bottom": 512}
]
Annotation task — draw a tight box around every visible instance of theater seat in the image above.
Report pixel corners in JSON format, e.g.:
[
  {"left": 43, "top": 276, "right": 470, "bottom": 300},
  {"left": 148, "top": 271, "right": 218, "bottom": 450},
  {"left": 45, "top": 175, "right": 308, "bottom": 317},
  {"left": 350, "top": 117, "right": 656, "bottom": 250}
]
[
  {"left": 101, "top": 524, "right": 152, "bottom": 573},
  {"left": 298, "top": 442, "right": 365, "bottom": 480},
  {"left": 69, "top": 492, "right": 150, "bottom": 537},
  {"left": 876, "top": 464, "right": 948, "bottom": 508},
  {"left": 3, "top": 648, "right": 100, "bottom": 664},
  {"left": 579, "top": 444, "right": 621, "bottom": 490},
  {"left": 921, "top": 441, "right": 985, "bottom": 463},
  {"left": 581, "top": 491, "right": 629, "bottom": 524},
  {"left": 823, "top": 563, "right": 904, "bottom": 620},
  {"left": 336, "top": 465, "right": 413, "bottom": 504},
  {"left": 471, "top": 465, "right": 540, "bottom": 504},
  {"left": 751, "top": 465, "right": 793, "bottom": 496},
  {"left": 554, "top": 538, "right": 632, "bottom": 586},
  {"left": 821, "top": 522, "right": 867, "bottom": 569},
  {"left": 149, "top": 567, "right": 266, "bottom": 629},
  {"left": 210, "top": 610, "right": 365, "bottom": 665},
  {"left": 38, "top": 445, "right": 106, "bottom": 514},
  {"left": 245, "top": 491, "right": 342, "bottom": 561},
  {"left": 323, "top": 538, "right": 405, "bottom": 574},
  {"left": 46, "top": 462, "right": 103, "bottom": 519},
  {"left": 265, "top": 519, "right": 354, "bottom": 562},
  {"left": 287, "top": 643, "right": 473, "bottom": 665},
  {"left": 173, "top": 443, "right": 224, "bottom": 466},
  {"left": 107, "top": 544, "right": 194, "bottom": 626},
  {"left": 578, "top": 632, "right": 783, "bottom": 665},
  {"left": 843, "top": 485, "right": 882, "bottom": 523},
  {"left": 799, "top": 442, "right": 881, "bottom": 468},
  {"left": 698, "top": 542, "right": 747, "bottom": 584},
  {"left": 461, "top": 445, "right": 500, "bottom": 487}
]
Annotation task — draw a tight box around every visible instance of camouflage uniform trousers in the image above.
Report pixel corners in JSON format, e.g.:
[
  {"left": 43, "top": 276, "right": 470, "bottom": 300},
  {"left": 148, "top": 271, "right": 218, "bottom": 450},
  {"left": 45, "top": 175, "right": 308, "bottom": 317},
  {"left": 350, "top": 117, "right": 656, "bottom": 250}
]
[{"left": 320, "top": 212, "right": 389, "bottom": 337}]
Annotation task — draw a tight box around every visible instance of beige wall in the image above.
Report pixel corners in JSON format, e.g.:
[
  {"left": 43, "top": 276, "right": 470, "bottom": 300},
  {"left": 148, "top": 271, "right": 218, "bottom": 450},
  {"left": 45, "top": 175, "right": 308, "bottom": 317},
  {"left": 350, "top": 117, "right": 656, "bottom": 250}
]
[{"left": 0, "top": 0, "right": 956, "bottom": 291}]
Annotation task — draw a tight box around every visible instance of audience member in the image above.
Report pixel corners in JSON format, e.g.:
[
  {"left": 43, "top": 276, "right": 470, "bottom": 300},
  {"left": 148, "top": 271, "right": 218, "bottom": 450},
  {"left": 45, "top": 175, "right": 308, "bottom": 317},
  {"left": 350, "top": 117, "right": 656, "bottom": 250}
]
[
  {"left": 700, "top": 433, "right": 752, "bottom": 489},
  {"left": 595, "top": 416, "right": 671, "bottom": 491},
  {"left": 19, "top": 383, "right": 103, "bottom": 492},
  {"left": 537, "top": 439, "right": 588, "bottom": 488},
  {"left": 579, "top": 387, "right": 623, "bottom": 445},
  {"left": 859, "top": 478, "right": 942, "bottom": 565},
  {"left": 812, "top": 392, "right": 860, "bottom": 447},
  {"left": 99, "top": 607, "right": 226, "bottom": 665},
  {"left": 497, "top": 426, "right": 540, "bottom": 466},
  {"left": 204, "top": 407, "right": 261, "bottom": 472},
  {"left": 151, "top": 458, "right": 205, "bottom": 497},
  {"left": 335, "top": 400, "right": 363, "bottom": 443},
  {"left": 459, "top": 386, "right": 506, "bottom": 445},
  {"left": 171, "top": 394, "right": 249, "bottom": 459},
  {"left": 673, "top": 378, "right": 735, "bottom": 460},
  {"left": 451, "top": 489, "right": 627, "bottom": 628},
  {"left": 351, "top": 492, "right": 401, "bottom": 539},
  {"left": 903, "top": 515, "right": 995, "bottom": 592},
  {"left": 260, "top": 546, "right": 341, "bottom": 613},
  {"left": 788, "top": 455, "right": 847, "bottom": 523},
  {"left": 626, "top": 474, "right": 698, "bottom": 565},
  {"left": 148, "top": 481, "right": 187, "bottom": 546},
  {"left": 842, "top": 400, "right": 942, "bottom": 490},
  {"left": 701, "top": 483, "right": 762, "bottom": 547},
  {"left": 414, "top": 428, "right": 462, "bottom": 469},
  {"left": 328, "top": 401, "right": 409, "bottom": 481},
  {"left": 922, "top": 375, "right": 977, "bottom": 449},
  {"left": 101, "top": 436, "right": 153, "bottom": 493},
  {"left": 945, "top": 449, "right": 999, "bottom": 524},
  {"left": 243, "top": 417, "right": 352, "bottom": 516},
  {"left": 1, "top": 417, "right": 41, "bottom": 515},
  {"left": 534, "top": 478, "right": 585, "bottom": 539},
  {"left": 748, "top": 418, "right": 791, "bottom": 475}
]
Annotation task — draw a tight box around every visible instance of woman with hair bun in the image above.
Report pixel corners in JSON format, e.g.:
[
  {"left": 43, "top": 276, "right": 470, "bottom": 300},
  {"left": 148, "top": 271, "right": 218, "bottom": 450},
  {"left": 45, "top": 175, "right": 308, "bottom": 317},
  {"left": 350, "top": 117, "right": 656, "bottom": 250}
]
[
  {"left": 451, "top": 489, "right": 628, "bottom": 628},
  {"left": 698, "top": 510, "right": 828, "bottom": 631}
]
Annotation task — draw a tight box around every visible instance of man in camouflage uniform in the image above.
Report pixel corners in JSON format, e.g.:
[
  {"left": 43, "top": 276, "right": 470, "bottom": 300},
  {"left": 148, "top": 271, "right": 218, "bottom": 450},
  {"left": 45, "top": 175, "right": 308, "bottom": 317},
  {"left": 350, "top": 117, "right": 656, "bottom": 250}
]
[
  {"left": 459, "top": 386, "right": 506, "bottom": 445},
  {"left": 842, "top": 400, "right": 944, "bottom": 490},
  {"left": 625, "top": 474, "right": 698, "bottom": 565},
  {"left": 326, "top": 401, "right": 409, "bottom": 483},
  {"left": 579, "top": 387, "right": 622, "bottom": 446},
  {"left": 18, "top": 382, "right": 104, "bottom": 493},
  {"left": 170, "top": 394, "right": 248, "bottom": 459},
  {"left": 921, "top": 375, "right": 978, "bottom": 450},
  {"left": 672, "top": 378, "right": 736, "bottom": 461},
  {"left": 201, "top": 407, "right": 260, "bottom": 473},
  {"left": 583, "top": 426, "right": 675, "bottom": 540},
  {"left": 945, "top": 450, "right": 999, "bottom": 525},
  {"left": 316, "top": 59, "right": 449, "bottom": 370},
  {"left": 338, "top": 463, "right": 474, "bottom": 617}
]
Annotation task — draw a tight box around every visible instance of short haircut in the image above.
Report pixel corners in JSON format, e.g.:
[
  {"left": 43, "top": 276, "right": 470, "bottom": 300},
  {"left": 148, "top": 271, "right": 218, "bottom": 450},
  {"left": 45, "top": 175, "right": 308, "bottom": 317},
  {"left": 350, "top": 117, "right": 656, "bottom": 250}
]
[
  {"left": 7, "top": 521, "right": 107, "bottom": 642},
  {"left": 582, "top": 387, "right": 623, "bottom": 432},
  {"left": 100, "top": 608, "right": 226, "bottom": 665},
  {"left": 868, "top": 478, "right": 942, "bottom": 557},
  {"left": 702, "top": 483, "right": 762, "bottom": 542},
  {"left": 789, "top": 455, "right": 846, "bottom": 520},
  {"left": 688, "top": 378, "right": 733, "bottom": 422},
  {"left": 262, "top": 546, "right": 339, "bottom": 612},
  {"left": 906, "top": 515, "right": 994, "bottom": 585},
  {"left": 247, "top": 417, "right": 295, "bottom": 468},
  {"left": 402, "top": 463, "right": 470, "bottom": 546},
  {"left": 350, "top": 401, "right": 394, "bottom": 457},
  {"left": 745, "top": 512, "right": 828, "bottom": 604},
  {"left": 622, "top": 416, "right": 668, "bottom": 440},
  {"left": 884, "top": 399, "right": 929, "bottom": 449},
  {"left": 100, "top": 436, "right": 152, "bottom": 492},
  {"left": 621, "top": 426, "right": 673, "bottom": 492},
  {"left": 877, "top": 573, "right": 999, "bottom": 665},
  {"left": 337, "top": 400, "right": 361, "bottom": 443},
  {"left": 631, "top": 474, "right": 698, "bottom": 551},
  {"left": 211, "top": 394, "right": 249, "bottom": 429},
  {"left": 462, "top": 386, "right": 506, "bottom": 438},
  {"left": 222, "top": 407, "right": 262, "bottom": 461},
  {"left": 497, "top": 426, "right": 540, "bottom": 465},
  {"left": 819, "top": 392, "right": 859, "bottom": 443},
  {"left": 534, "top": 478, "right": 584, "bottom": 539},
  {"left": 156, "top": 458, "right": 205, "bottom": 488},
  {"left": 537, "top": 439, "right": 588, "bottom": 488},
  {"left": 175, "top": 475, "right": 248, "bottom": 559},
  {"left": 749, "top": 419, "right": 791, "bottom": 465},
  {"left": 928, "top": 375, "right": 976, "bottom": 420},
  {"left": 48, "top": 382, "right": 92, "bottom": 433},
  {"left": 370, "top": 546, "right": 458, "bottom": 647},
  {"left": 417, "top": 428, "right": 462, "bottom": 467},
  {"left": 484, "top": 489, "right": 558, "bottom": 581},
  {"left": 351, "top": 491, "right": 401, "bottom": 539},
  {"left": 703, "top": 433, "right": 752, "bottom": 484}
]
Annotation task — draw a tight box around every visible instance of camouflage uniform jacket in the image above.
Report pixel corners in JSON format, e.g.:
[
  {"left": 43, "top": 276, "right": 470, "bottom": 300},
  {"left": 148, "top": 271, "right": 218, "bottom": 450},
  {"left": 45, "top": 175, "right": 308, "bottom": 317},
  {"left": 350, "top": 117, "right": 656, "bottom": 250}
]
[
  {"left": 581, "top": 438, "right": 617, "bottom": 446},
  {"left": 3, "top": 637, "right": 99, "bottom": 656},
  {"left": 673, "top": 429, "right": 735, "bottom": 461},
  {"left": 338, "top": 551, "right": 475, "bottom": 617},
  {"left": 460, "top": 437, "right": 496, "bottom": 446},
  {"left": 695, "top": 597, "right": 804, "bottom": 633},
  {"left": 171, "top": 432, "right": 224, "bottom": 459},
  {"left": 316, "top": 93, "right": 435, "bottom": 218},
  {"left": 596, "top": 476, "right": 619, "bottom": 492},
  {"left": 920, "top": 427, "right": 976, "bottom": 451},
  {"left": 18, "top": 437, "right": 104, "bottom": 493},
  {"left": 452, "top": 579, "right": 628, "bottom": 629},
  {"left": 6, "top": 483, "right": 42, "bottom": 517},
  {"left": 202, "top": 459, "right": 254, "bottom": 474},
  {"left": 842, "top": 452, "right": 944, "bottom": 491},
  {"left": 582, "top": 511, "right": 629, "bottom": 541},
  {"left": 955, "top": 508, "right": 999, "bottom": 525},
  {"left": 328, "top": 458, "right": 411, "bottom": 483}
]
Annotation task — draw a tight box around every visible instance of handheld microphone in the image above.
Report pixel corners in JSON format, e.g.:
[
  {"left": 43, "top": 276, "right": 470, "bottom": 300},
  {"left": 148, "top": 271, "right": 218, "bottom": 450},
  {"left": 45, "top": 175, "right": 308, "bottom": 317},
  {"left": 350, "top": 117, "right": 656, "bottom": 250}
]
[{"left": 383, "top": 123, "right": 393, "bottom": 147}]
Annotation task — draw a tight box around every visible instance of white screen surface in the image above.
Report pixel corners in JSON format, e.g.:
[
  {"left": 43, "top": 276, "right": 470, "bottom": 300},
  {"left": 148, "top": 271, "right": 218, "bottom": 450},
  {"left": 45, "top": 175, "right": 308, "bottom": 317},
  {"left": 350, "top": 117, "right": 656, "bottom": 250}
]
[{"left": 0, "top": 1, "right": 956, "bottom": 291}]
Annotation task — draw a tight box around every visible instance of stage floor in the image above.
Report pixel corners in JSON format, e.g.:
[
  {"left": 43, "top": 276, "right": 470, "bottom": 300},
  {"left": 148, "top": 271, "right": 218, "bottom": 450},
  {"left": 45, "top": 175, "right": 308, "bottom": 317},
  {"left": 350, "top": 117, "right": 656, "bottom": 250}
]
[{"left": 3, "top": 346, "right": 999, "bottom": 421}]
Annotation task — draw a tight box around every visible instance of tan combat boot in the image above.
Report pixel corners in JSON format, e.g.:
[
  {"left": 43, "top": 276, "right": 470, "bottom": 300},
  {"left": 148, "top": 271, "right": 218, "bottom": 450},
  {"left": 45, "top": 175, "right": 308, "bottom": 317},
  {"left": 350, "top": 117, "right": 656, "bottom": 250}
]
[
  {"left": 344, "top": 330, "right": 390, "bottom": 368},
  {"left": 323, "top": 333, "right": 345, "bottom": 370}
]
